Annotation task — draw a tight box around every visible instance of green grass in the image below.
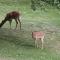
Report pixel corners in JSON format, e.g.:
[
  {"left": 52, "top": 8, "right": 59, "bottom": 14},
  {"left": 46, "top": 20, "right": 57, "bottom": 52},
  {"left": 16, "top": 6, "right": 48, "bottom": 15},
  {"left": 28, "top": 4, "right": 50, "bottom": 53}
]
[{"left": 0, "top": 1, "right": 60, "bottom": 60}]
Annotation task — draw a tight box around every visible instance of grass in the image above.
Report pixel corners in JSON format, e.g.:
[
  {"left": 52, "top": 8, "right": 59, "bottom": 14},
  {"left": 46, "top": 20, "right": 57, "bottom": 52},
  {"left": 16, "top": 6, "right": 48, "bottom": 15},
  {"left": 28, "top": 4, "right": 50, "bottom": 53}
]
[{"left": 0, "top": 1, "right": 60, "bottom": 60}]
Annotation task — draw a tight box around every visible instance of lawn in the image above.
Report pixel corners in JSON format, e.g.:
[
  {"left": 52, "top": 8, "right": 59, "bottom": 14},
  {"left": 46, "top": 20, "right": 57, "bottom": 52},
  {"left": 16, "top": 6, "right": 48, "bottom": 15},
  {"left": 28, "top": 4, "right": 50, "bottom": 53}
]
[{"left": 0, "top": 1, "right": 60, "bottom": 60}]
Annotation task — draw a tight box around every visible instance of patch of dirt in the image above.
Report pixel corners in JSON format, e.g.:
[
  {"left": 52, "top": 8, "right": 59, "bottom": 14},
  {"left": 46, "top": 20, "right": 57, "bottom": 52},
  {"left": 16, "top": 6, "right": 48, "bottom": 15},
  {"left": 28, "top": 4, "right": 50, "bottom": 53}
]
[{"left": 0, "top": 21, "right": 60, "bottom": 53}]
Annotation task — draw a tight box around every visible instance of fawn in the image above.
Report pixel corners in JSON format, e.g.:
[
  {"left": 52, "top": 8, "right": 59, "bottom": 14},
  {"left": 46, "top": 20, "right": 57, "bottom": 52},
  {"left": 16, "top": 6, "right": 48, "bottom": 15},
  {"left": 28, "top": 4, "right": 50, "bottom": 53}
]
[{"left": 32, "top": 31, "right": 45, "bottom": 49}]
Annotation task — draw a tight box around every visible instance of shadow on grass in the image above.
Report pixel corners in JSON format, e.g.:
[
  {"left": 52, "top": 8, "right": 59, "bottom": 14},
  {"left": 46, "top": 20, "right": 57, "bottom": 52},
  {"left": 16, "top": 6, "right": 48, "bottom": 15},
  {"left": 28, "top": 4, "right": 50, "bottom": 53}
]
[{"left": 0, "top": 28, "right": 34, "bottom": 48}]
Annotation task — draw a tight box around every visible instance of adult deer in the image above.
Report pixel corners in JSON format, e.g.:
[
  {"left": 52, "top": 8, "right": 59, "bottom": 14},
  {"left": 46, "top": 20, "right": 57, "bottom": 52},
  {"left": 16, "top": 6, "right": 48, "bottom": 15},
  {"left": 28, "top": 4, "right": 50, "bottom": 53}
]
[
  {"left": 0, "top": 11, "right": 21, "bottom": 30},
  {"left": 32, "top": 31, "right": 45, "bottom": 49}
]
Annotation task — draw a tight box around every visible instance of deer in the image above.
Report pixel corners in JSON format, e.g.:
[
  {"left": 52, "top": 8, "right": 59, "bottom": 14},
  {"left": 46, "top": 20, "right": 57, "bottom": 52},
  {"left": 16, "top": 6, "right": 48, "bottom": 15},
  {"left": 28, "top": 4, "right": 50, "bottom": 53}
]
[
  {"left": 0, "top": 11, "right": 21, "bottom": 30},
  {"left": 32, "top": 31, "right": 45, "bottom": 49}
]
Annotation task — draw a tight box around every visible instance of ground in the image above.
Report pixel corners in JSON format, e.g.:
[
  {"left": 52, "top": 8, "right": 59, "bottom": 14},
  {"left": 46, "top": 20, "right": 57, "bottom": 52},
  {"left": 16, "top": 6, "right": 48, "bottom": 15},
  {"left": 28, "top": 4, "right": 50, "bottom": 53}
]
[{"left": 0, "top": 1, "right": 60, "bottom": 60}]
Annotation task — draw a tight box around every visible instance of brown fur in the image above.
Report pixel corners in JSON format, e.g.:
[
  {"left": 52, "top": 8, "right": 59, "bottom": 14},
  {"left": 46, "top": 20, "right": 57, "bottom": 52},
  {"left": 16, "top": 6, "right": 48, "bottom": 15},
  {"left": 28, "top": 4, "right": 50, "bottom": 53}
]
[{"left": 0, "top": 11, "right": 21, "bottom": 29}]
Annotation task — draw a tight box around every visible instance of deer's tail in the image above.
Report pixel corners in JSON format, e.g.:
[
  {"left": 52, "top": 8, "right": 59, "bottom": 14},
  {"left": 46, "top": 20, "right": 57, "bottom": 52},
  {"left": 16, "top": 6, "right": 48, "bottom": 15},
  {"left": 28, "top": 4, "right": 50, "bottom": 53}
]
[{"left": 0, "top": 19, "right": 7, "bottom": 28}]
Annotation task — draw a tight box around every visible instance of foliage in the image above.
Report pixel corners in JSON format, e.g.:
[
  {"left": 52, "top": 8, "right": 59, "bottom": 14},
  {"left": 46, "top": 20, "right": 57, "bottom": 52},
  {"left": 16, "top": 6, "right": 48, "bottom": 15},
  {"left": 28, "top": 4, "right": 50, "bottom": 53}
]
[
  {"left": 31, "top": 0, "right": 36, "bottom": 11},
  {"left": 31, "top": 0, "right": 60, "bottom": 11}
]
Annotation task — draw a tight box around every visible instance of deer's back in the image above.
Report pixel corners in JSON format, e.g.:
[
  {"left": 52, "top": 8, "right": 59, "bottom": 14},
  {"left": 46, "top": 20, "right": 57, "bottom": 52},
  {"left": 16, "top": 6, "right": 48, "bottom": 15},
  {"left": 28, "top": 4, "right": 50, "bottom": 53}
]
[
  {"left": 32, "top": 31, "right": 45, "bottom": 38},
  {"left": 6, "top": 11, "right": 20, "bottom": 19}
]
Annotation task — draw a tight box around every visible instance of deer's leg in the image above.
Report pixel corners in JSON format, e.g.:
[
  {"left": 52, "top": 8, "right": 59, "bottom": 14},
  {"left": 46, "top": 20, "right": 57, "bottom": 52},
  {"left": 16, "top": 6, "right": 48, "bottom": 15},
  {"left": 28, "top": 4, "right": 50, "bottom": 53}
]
[
  {"left": 15, "top": 19, "right": 18, "bottom": 29},
  {"left": 35, "top": 38, "right": 39, "bottom": 48},
  {"left": 35, "top": 40, "right": 37, "bottom": 48},
  {"left": 9, "top": 20, "right": 12, "bottom": 29},
  {"left": 18, "top": 17, "right": 21, "bottom": 30},
  {"left": 41, "top": 37, "right": 44, "bottom": 49}
]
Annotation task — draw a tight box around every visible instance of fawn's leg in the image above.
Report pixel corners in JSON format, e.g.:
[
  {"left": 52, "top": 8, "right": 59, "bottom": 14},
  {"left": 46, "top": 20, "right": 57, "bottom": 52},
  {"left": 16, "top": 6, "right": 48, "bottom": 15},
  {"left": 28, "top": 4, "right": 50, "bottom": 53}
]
[
  {"left": 41, "top": 37, "right": 44, "bottom": 49},
  {"left": 18, "top": 17, "right": 21, "bottom": 30},
  {"left": 35, "top": 38, "right": 39, "bottom": 48}
]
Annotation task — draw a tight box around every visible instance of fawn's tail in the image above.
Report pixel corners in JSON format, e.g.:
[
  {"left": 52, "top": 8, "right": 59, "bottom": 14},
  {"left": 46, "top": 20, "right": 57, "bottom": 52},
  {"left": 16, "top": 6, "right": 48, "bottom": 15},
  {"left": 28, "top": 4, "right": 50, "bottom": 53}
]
[{"left": 0, "top": 19, "right": 7, "bottom": 28}]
